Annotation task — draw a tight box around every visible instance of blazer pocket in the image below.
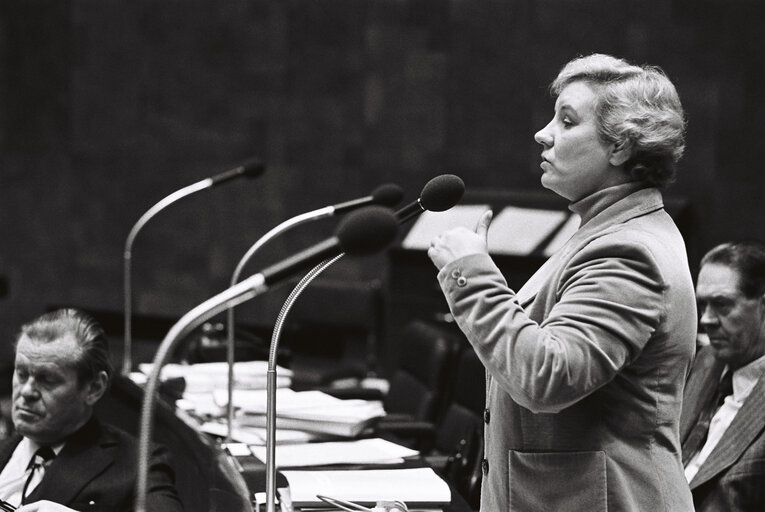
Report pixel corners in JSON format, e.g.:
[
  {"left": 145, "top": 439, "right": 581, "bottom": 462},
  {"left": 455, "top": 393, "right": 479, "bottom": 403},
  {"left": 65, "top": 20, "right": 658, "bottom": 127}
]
[{"left": 509, "top": 450, "right": 607, "bottom": 512}]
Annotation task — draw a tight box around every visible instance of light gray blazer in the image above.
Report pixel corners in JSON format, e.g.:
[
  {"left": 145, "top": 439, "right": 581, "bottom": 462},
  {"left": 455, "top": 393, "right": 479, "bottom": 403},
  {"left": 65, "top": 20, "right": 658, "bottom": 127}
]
[{"left": 438, "top": 186, "right": 697, "bottom": 511}]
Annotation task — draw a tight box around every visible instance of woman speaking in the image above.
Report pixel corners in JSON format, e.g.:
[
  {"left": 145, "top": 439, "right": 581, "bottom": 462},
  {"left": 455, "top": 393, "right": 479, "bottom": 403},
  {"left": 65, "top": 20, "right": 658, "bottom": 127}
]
[{"left": 428, "top": 54, "right": 696, "bottom": 511}]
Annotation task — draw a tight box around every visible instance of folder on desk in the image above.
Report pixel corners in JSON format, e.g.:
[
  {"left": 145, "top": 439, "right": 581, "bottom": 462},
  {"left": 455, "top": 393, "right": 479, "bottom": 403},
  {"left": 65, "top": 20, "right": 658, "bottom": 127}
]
[{"left": 281, "top": 467, "right": 451, "bottom": 508}]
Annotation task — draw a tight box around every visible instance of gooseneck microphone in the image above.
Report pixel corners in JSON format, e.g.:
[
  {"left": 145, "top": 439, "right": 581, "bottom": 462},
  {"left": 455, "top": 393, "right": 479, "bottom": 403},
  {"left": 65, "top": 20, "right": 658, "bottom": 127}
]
[
  {"left": 331, "top": 183, "right": 403, "bottom": 214},
  {"left": 395, "top": 174, "right": 465, "bottom": 223},
  {"left": 135, "top": 206, "right": 399, "bottom": 512},
  {"left": 122, "top": 158, "right": 264, "bottom": 376},
  {"left": 223, "top": 183, "right": 402, "bottom": 441},
  {"left": 208, "top": 158, "right": 266, "bottom": 186},
  {"left": 228, "top": 183, "right": 402, "bottom": 288},
  {"left": 262, "top": 174, "right": 465, "bottom": 512}
]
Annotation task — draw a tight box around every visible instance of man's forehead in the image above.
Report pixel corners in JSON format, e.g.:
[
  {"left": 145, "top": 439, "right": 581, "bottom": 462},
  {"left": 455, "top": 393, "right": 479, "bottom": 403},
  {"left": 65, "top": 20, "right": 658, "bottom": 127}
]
[
  {"left": 16, "top": 333, "right": 82, "bottom": 366},
  {"left": 697, "top": 263, "right": 743, "bottom": 297}
]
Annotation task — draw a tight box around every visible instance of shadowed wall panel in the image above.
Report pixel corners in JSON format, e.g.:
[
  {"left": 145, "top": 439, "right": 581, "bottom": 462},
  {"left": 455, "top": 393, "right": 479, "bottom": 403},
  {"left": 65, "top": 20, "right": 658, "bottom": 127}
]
[{"left": 1, "top": 0, "right": 763, "bottom": 369}]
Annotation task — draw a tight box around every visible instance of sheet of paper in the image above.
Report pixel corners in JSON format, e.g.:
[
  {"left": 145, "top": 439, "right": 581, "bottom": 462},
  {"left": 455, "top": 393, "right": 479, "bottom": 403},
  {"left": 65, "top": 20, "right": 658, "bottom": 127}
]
[
  {"left": 137, "top": 361, "right": 294, "bottom": 392},
  {"left": 402, "top": 205, "right": 490, "bottom": 249},
  {"left": 487, "top": 206, "right": 569, "bottom": 255},
  {"left": 250, "top": 438, "right": 419, "bottom": 467},
  {"left": 200, "top": 421, "right": 323, "bottom": 445},
  {"left": 282, "top": 467, "right": 451, "bottom": 506},
  {"left": 542, "top": 212, "right": 580, "bottom": 256},
  {"left": 213, "top": 388, "right": 343, "bottom": 413},
  {"left": 139, "top": 360, "right": 293, "bottom": 378}
]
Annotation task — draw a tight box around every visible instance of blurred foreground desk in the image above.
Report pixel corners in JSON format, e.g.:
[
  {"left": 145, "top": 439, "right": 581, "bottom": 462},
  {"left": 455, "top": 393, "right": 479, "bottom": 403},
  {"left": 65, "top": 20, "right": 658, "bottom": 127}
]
[
  {"left": 97, "top": 376, "right": 474, "bottom": 512},
  {"left": 233, "top": 452, "right": 474, "bottom": 512}
]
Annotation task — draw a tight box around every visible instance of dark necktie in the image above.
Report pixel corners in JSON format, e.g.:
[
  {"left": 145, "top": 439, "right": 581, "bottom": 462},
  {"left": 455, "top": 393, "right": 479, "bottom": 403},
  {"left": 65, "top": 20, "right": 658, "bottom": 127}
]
[
  {"left": 21, "top": 446, "right": 56, "bottom": 504},
  {"left": 682, "top": 370, "right": 734, "bottom": 466}
]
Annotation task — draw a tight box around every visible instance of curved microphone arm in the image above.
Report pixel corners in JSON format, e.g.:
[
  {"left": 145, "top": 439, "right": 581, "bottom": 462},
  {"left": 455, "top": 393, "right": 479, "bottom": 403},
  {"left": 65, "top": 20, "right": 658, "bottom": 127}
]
[
  {"left": 135, "top": 273, "right": 267, "bottom": 512},
  {"left": 224, "top": 206, "right": 334, "bottom": 442},
  {"left": 123, "top": 180, "right": 212, "bottom": 376},
  {"left": 265, "top": 254, "right": 343, "bottom": 512}
]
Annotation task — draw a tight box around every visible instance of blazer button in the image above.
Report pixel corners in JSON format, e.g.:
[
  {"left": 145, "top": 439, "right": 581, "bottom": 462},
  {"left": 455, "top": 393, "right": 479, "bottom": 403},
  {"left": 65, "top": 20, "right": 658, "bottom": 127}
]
[
  {"left": 456, "top": 276, "right": 468, "bottom": 287},
  {"left": 483, "top": 408, "right": 490, "bottom": 424},
  {"left": 450, "top": 269, "right": 461, "bottom": 279},
  {"left": 481, "top": 458, "right": 489, "bottom": 474}
]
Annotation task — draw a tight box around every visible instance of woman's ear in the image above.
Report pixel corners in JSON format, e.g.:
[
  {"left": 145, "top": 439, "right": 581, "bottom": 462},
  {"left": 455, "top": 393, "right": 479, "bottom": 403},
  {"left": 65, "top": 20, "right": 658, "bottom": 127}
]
[{"left": 609, "top": 141, "right": 632, "bottom": 167}]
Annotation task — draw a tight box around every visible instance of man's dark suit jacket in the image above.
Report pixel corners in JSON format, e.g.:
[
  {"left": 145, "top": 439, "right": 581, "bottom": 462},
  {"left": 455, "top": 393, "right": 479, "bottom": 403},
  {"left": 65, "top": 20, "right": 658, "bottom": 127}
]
[
  {"left": 0, "top": 416, "right": 183, "bottom": 511},
  {"left": 680, "top": 345, "right": 765, "bottom": 511}
]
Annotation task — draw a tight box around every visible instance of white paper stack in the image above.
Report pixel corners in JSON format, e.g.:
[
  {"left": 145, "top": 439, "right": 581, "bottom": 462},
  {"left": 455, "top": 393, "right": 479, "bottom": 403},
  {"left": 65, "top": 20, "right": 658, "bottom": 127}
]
[
  {"left": 219, "top": 389, "right": 385, "bottom": 438},
  {"left": 138, "top": 360, "right": 294, "bottom": 393}
]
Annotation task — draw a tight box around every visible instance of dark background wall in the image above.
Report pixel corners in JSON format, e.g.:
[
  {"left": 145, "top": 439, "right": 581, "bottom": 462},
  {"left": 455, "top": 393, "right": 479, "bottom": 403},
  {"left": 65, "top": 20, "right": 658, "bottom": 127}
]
[{"left": 1, "top": 0, "right": 763, "bottom": 367}]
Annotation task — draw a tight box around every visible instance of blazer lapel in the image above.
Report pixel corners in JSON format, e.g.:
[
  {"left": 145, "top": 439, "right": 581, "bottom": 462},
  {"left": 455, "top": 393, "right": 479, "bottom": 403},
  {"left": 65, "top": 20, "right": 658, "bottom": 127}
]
[
  {"left": 515, "top": 251, "right": 561, "bottom": 307},
  {"left": 690, "top": 374, "right": 765, "bottom": 489},
  {"left": 25, "top": 417, "right": 116, "bottom": 505}
]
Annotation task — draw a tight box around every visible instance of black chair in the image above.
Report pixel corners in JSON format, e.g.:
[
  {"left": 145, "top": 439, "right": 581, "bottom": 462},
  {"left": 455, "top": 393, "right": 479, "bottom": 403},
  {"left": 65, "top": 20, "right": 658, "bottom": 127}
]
[
  {"left": 384, "top": 320, "right": 459, "bottom": 421},
  {"left": 327, "top": 319, "right": 461, "bottom": 451},
  {"left": 94, "top": 376, "right": 252, "bottom": 512},
  {"left": 425, "top": 348, "right": 485, "bottom": 510}
]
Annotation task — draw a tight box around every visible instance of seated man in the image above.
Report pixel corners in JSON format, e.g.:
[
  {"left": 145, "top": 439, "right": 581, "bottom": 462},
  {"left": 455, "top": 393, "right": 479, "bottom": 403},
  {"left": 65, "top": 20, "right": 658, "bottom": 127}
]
[
  {"left": 0, "top": 308, "right": 183, "bottom": 511},
  {"left": 681, "top": 240, "right": 765, "bottom": 511}
]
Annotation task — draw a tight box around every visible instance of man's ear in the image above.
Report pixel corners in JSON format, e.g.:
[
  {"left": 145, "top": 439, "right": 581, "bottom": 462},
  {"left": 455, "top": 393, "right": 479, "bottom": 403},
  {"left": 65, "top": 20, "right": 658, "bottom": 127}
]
[
  {"left": 85, "top": 371, "right": 109, "bottom": 406},
  {"left": 609, "top": 141, "right": 632, "bottom": 167}
]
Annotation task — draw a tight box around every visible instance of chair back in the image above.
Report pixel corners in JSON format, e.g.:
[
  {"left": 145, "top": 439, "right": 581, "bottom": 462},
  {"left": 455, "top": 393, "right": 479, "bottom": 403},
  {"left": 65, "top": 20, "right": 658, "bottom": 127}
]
[
  {"left": 435, "top": 348, "right": 486, "bottom": 510},
  {"left": 94, "top": 376, "right": 252, "bottom": 512},
  {"left": 384, "top": 320, "right": 458, "bottom": 422}
]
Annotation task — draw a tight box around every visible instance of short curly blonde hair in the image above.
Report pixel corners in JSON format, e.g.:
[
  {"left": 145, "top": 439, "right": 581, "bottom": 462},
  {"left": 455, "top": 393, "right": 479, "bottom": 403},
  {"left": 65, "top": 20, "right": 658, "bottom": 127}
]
[{"left": 551, "top": 53, "right": 686, "bottom": 188}]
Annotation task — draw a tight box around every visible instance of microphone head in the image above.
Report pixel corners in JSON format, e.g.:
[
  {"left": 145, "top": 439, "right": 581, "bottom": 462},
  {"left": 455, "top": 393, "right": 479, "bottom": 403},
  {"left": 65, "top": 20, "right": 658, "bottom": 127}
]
[
  {"left": 239, "top": 158, "right": 266, "bottom": 178},
  {"left": 371, "top": 183, "right": 404, "bottom": 207},
  {"left": 420, "top": 174, "right": 465, "bottom": 211},
  {"left": 336, "top": 206, "right": 399, "bottom": 255}
]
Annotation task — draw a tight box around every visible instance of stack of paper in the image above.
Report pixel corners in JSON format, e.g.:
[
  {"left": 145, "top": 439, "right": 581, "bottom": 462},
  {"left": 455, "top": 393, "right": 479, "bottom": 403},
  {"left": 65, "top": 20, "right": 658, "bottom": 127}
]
[
  {"left": 199, "top": 421, "right": 326, "bottom": 445},
  {"left": 249, "top": 438, "right": 419, "bottom": 468},
  {"left": 138, "top": 360, "right": 293, "bottom": 393},
  {"left": 220, "top": 389, "right": 385, "bottom": 438},
  {"left": 281, "top": 467, "right": 451, "bottom": 508}
]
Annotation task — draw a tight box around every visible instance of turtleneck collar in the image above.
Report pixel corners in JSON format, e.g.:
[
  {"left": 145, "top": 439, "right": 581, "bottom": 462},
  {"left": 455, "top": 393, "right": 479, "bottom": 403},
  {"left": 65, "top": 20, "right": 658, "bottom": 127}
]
[{"left": 569, "top": 181, "right": 647, "bottom": 226}]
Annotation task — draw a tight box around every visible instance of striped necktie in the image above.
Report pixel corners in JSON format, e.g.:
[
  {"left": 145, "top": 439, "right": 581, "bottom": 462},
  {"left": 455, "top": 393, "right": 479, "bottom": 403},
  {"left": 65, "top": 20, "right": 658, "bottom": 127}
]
[{"left": 21, "top": 446, "right": 56, "bottom": 504}]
